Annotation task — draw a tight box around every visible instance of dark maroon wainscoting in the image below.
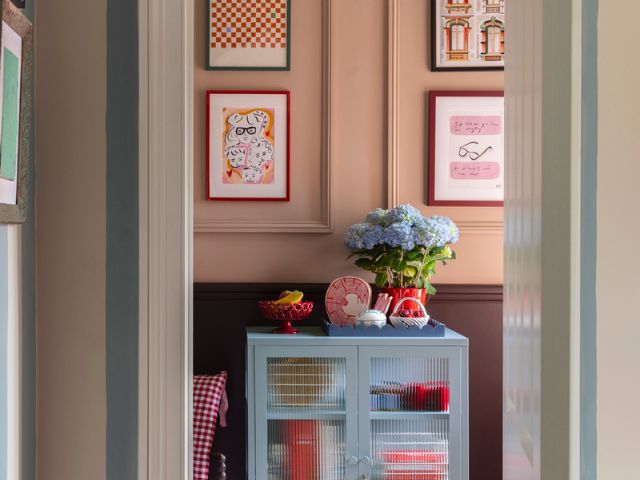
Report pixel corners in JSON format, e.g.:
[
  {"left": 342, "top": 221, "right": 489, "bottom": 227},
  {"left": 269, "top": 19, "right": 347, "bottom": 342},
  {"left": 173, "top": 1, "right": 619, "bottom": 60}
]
[{"left": 194, "top": 283, "right": 503, "bottom": 480}]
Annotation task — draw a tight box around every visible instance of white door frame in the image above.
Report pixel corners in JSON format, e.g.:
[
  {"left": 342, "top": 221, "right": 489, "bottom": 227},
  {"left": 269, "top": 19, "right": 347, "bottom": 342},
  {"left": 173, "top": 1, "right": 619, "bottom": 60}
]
[
  {"left": 138, "top": 0, "right": 194, "bottom": 478},
  {"left": 135, "top": 0, "right": 594, "bottom": 478},
  {"left": 504, "top": 0, "right": 592, "bottom": 479}
]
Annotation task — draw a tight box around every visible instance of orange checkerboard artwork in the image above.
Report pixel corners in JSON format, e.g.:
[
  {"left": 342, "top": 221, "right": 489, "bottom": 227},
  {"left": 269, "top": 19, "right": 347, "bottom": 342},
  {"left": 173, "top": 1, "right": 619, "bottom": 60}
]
[{"left": 208, "top": 0, "right": 290, "bottom": 69}]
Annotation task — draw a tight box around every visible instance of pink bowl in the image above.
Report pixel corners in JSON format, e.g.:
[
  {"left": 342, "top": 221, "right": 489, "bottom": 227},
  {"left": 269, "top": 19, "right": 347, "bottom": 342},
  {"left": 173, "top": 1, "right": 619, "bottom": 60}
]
[{"left": 258, "top": 300, "right": 314, "bottom": 322}]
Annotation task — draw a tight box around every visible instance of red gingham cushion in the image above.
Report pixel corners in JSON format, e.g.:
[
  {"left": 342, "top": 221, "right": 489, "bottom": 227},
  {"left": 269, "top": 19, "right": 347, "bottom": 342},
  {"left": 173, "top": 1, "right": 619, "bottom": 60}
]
[{"left": 193, "top": 372, "right": 228, "bottom": 480}]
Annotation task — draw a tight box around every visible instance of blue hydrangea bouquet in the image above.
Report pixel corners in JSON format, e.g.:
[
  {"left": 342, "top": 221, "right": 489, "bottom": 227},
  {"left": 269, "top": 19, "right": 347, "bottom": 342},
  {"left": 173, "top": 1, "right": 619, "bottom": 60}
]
[{"left": 345, "top": 204, "right": 459, "bottom": 295}]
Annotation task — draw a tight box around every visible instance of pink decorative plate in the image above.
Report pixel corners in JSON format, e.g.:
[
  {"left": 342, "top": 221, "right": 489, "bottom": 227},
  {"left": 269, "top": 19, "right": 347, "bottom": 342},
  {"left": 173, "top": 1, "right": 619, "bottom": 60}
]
[{"left": 324, "top": 276, "right": 372, "bottom": 327}]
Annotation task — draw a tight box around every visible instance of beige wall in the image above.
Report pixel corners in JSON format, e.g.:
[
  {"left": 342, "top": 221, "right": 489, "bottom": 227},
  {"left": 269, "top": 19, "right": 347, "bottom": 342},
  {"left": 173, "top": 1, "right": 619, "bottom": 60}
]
[
  {"left": 597, "top": 1, "right": 640, "bottom": 476},
  {"left": 194, "top": 0, "right": 504, "bottom": 284},
  {"left": 35, "top": 0, "right": 107, "bottom": 478}
]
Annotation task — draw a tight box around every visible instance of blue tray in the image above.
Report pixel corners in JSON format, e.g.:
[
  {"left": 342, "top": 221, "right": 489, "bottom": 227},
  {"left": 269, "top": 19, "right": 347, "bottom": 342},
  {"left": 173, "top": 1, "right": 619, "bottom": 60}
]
[{"left": 321, "top": 318, "right": 445, "bottom": 337}]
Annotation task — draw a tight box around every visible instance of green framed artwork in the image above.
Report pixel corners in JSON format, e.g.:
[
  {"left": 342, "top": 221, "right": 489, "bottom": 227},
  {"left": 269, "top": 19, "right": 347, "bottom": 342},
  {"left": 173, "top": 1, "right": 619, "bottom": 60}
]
[
  {"left": 207, "top": 0, "right": 291, "bottom": 70},
  {"left": 0, "top": 0, "right": 32, "bottom": 224},
  {"left": 0, "top": 48, "right": 20, "bottom": 182}
]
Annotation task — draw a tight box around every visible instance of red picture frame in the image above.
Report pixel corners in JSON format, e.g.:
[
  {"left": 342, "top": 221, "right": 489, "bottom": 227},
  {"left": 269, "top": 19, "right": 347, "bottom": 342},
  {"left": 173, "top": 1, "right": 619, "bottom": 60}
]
[
  {"left": 428, "top": 90, "right": 504, "bottom": 206},
  {"left": 206, "top": 90, "right": 290, "bottom": 201}
]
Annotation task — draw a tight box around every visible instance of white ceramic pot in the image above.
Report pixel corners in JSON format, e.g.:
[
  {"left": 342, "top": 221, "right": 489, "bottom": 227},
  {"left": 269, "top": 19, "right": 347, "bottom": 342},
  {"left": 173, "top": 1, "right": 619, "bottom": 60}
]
[{"left": 356, "top": 309, "right": 387, "bottom": 328}]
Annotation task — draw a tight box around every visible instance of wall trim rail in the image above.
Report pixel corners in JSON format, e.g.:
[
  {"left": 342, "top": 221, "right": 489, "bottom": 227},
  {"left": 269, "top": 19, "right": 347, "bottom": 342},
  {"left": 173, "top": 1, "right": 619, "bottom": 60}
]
[{"left": 194, "top": 282, "right": 503, "bottom": 301}]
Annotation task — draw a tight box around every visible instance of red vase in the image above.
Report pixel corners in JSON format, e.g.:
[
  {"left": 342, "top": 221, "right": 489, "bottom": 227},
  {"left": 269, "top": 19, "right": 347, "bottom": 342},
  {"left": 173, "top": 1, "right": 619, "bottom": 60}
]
[{"left": 381, "top": 287, "right": 427, "bottom": 314}]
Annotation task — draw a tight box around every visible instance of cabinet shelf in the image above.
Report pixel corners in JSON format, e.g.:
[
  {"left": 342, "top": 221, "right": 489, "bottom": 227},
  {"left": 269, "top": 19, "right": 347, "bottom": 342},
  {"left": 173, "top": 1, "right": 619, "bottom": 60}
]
[
  {"left": 266, "top": 409, "right": 347, "bottom": 420},
  {"left": 369, "top": 410, "right": 450, "bottom": 419}
]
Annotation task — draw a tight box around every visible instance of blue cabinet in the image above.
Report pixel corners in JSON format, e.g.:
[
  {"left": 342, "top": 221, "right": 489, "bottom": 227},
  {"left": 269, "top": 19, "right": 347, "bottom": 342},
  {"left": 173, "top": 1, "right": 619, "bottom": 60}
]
[{"left": 247, "top": 327, "right": 469, "bottom": 480}]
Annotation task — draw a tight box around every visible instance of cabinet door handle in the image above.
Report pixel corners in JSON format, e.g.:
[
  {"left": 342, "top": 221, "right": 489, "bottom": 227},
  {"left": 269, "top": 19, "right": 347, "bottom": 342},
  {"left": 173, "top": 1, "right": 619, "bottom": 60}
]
[
  {"left": 346, "top": 455, "right": 359, "bottom": 466},
  {"left": 360, "top": 456, "right": 372, "bottom": 465}
]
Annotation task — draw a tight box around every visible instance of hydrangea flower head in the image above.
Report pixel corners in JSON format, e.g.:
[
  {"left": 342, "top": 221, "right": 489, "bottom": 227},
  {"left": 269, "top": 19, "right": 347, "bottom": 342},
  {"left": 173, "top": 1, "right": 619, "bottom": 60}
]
[
  {"left": 345, "top": 205, "right": 458, "bottom": 251},
  {"left": 432, "top": 215, "right": 459, "bottom": 245},
  {"left": 345, "top": 223, "right": 386, "bottom": 250},
  {"left": 414, "top": 215, "right": 459, "bottom": 247},
  {"left": 365, "top": 208, "right": 387, "bottom": 226},
  {"left": 412, "top": 217, "right": 435, "bottom": 247},
  {"left": 385, "top": 204, "right": 423, "bottom": 226},
  {"left": 362, "top": 224, "right": 385, "bottom": 249},
  {"left": 344, "top": 223, "right": 368, "bottom": 250},
  {"left": 382, "top": 222, "right": 415, "bottom": 251}
]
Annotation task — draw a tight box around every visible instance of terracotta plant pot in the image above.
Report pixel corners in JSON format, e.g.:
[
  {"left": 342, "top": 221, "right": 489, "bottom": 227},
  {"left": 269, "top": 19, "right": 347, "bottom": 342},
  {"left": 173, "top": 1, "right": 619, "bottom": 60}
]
[{"left": 380, "top": 287, "right": 428, "bottom": 314}]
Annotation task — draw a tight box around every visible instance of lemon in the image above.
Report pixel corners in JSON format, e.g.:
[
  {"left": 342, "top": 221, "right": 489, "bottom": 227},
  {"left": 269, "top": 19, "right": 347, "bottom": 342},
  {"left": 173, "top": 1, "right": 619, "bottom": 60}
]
[{"left": 274, "top": 290, "right": 304, "bottom": 305}]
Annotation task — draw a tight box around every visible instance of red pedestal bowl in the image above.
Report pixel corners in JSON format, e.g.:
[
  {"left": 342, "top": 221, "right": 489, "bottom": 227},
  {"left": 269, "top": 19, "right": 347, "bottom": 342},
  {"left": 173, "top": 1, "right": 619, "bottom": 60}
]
[{"left": 258, "top": 300, "right": 314, "bottom": 334}]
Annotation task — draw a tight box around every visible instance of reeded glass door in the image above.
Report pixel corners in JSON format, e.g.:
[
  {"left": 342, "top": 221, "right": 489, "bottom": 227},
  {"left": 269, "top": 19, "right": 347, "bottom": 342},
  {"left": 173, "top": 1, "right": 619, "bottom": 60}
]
[
  {"left": 358, "top": 347, "right": 466, "bottom": 480},
  {"left": 255, "top": 346, "right": 359, "bottom": 480}
]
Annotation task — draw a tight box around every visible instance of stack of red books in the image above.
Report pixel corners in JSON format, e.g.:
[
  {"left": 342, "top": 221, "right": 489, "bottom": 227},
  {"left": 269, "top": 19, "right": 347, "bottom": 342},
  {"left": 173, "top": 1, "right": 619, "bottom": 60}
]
[
  {"left": 285, "top": 420, "right": 318, "bottom": 479},
  {"left": 402, "top": 382, "right": 450, "bottom": 411},
  {"left": 381, "top": 450, "right": 448, "bottom": 480}
]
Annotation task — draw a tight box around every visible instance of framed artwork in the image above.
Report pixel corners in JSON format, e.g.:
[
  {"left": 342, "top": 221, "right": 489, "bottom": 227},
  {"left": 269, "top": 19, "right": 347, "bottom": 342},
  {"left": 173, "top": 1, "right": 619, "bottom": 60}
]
[
  {"left": 0, "top": 0, "right": 32, "bottom": 224},
  {"left": 431, "top": 0, "right": 505, "bottom": 71},
  {"left": 428, "top": 91, "right": 504, "bottom": 206},
  {"left": 207, "top": 0, "right": 290, "bottom": 70},
  {"left": 207, "top": 90, "right": 290, "bottom": 201}
]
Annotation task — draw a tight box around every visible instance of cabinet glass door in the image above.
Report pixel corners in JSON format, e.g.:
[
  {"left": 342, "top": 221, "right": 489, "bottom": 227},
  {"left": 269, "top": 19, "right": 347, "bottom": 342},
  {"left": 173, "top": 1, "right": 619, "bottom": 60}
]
[
  {"left": 358, "top": 347, "right": 466, "bottom": 480},
  {"left": 255, "top": 346, "right": 358, "bottom": 480}
]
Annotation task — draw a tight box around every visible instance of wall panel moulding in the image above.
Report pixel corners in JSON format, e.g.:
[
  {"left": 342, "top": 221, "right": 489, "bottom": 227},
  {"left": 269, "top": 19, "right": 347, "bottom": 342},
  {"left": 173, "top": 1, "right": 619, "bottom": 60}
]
[
  {"left": 195, "top": 0, "right": 334, "bottom": 234},
  {"left": 386, "top": 0, "right": 503, "bottom": 236}
]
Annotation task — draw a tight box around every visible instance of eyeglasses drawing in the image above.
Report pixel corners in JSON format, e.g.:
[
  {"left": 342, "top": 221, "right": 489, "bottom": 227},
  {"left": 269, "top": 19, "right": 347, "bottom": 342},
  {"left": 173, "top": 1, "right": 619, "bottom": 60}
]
[
  {"left": 236, "top": 126, "right": 257, "bottom": 135},
  {"left": 458, "top": 141, "right": 493, "bottom": 161}
]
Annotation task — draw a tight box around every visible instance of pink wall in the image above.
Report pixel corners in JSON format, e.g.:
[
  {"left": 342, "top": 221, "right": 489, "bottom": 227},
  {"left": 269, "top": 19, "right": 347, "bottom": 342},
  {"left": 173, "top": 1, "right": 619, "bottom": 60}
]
[{"left": 194, "top": 0, "right": 503, "bottom": 284}]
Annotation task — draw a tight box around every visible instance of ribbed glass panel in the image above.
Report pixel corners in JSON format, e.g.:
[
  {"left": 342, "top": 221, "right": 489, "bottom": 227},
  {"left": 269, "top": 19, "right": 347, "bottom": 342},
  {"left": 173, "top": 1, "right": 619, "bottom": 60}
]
[
  {"left": 267, "top": 357, "right": 346, "bottom": 411},
  {"left": 267, "top": 419, "right": 346, "bottom": 480},
  {"left": 370, "top": 357, "right": 450, "bottom": 412},
  {"left": 371, "top": 418, "right": 449, "bottom": 480},
  {"left": 265, "top": 357, "right": 347, "bottom": 479},
  {"left": 369, "top": 357, "right": 450, "bottom": 479}
]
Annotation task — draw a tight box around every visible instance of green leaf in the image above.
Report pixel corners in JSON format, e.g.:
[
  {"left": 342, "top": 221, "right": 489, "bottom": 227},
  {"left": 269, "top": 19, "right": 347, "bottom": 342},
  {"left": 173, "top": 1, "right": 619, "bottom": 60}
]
[
  {"left": 406, "top": 260, "right": 423, "bottom": 269},
  {"left": 426, "top": 283, "right": 437, "bottom": 295},
  {"left": 375, "top": 271, "right": 390, "bottom": 288},
  {"left": 403, "top": 266, "right": 417, "bottom": 277},
  {"left": 355, "top": 258, "right": 376, "bottom": 271},
  {"left": 374, "top": 252, "right": 387, "bottom": 263},
  {"left": 405, "top": 250, "right": 421, "bottom": 260},
  {"left": 422, "top": 261, "right": 436, "bottom": 275},
  {"left": 382, "top": 256, "right": 402, "bottom": 271}
]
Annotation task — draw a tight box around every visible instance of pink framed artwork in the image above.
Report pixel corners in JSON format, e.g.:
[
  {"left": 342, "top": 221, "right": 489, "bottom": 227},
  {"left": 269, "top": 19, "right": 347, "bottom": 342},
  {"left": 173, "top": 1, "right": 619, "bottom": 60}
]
[
  {"left": 206, "top": 90, "right": 290, "bottom": 201},
  {"left": 428, "top": 91, "right": 504, "bottom": 206}
]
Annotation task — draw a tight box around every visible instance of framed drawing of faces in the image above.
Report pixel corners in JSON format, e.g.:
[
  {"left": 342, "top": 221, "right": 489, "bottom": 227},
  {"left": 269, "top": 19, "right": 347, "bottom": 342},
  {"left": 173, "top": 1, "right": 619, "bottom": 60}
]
[
  {"left": 207, "top": 90, "right": 290, "bottom": 201},
  {"left": 428, "top": 91, "right": 504, "bottom": 206}
]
